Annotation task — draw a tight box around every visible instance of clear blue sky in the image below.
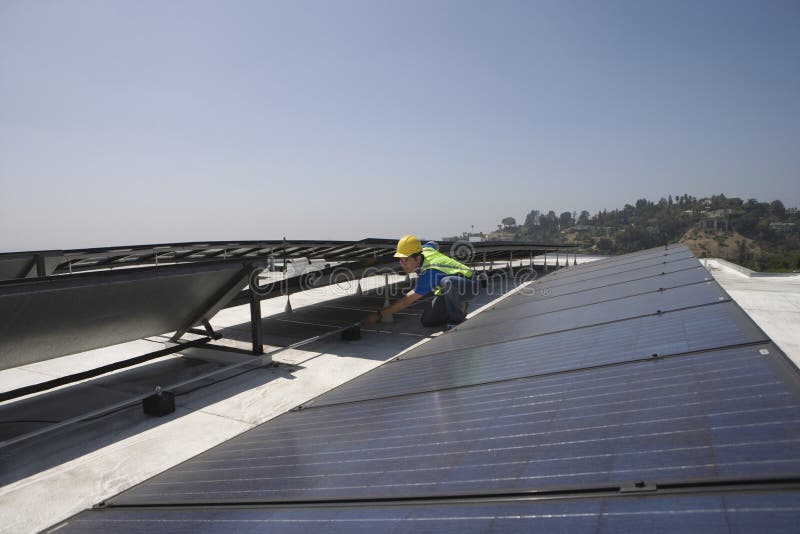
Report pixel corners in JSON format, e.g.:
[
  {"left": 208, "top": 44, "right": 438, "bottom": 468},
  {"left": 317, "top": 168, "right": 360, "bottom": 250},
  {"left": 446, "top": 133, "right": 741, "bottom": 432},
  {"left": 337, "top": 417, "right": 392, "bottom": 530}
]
[{"left": 1, "top": 0, "right": 798, "bottom": 251}]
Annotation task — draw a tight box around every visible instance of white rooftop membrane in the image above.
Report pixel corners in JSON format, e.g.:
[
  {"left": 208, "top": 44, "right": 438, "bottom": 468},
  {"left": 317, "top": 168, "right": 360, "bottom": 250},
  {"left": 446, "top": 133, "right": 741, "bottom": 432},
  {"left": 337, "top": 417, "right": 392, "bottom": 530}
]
[{"left": 705, "top": 258, "right": 800, "bottom": 368}]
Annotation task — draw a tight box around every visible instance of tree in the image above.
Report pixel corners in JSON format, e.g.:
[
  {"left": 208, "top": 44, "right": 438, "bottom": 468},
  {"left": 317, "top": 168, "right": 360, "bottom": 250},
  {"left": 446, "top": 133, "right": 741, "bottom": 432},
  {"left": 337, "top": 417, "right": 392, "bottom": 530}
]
[
  {"left": 635, "top": 198, "right": 651, "bottom": 213},
  {"left": 559, "top": 211, "right": 573, "bottom": 228},
  {"left": 737, "top": 240, "right": 752, "bottom": 266},
  {"left": 770, "top": 200, "right": 786, "bottom": 218},
  {"left": 711, "top": 194, "right": 728, "bottom": 210},
  {"left": 501, "top": 217, "right": 516, "bottom": 228},
  {"left": 524, "top": 210, "right": 541, "bottom": 227},
  {"left": 597, "top": 238, "right": 613, "bottom": 253},
  {"left": 578, "top": 210, "right": 590, "bottom": 224}
]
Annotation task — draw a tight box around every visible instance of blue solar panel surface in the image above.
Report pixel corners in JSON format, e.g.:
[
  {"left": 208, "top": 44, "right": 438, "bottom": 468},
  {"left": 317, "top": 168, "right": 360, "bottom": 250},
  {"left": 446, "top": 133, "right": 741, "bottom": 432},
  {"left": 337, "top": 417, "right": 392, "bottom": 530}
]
[
  {"left": 63, "top": 244, "right": 800, "bottom": 531},
  {"left": 109, "top": 344, "right": 799, "bottom": 504},
  {"left": 494, "top": 260, "right": 705, "bottom": 307},
  {"left": 407, "top": 281, "right": 730, "bottom": 358},
  {"left": 306, "top": 303, "right": 767, "bottom": 407},
  {"left": 535, "top": 245, "right": 693, "bottom": 282},
  {"left": 453, "top": 266, "right": 713, "bottom": 332},
  {"left": 503, "top": 256, "right": 702, "bottom": 303}
]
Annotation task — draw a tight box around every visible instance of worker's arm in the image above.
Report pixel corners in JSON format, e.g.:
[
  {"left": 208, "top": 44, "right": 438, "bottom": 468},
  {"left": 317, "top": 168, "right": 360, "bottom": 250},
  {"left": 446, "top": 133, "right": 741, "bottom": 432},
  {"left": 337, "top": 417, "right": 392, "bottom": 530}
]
[{"left": 362, "top": 291, "right": 422, "bottom": 326}]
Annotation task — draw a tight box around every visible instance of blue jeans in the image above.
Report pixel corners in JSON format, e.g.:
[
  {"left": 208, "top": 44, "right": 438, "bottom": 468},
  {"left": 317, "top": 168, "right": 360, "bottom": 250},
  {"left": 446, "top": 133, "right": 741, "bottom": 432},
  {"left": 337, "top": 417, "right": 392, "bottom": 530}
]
[{"left": 420, "top": 275, "right": 475, "bottom": 327}]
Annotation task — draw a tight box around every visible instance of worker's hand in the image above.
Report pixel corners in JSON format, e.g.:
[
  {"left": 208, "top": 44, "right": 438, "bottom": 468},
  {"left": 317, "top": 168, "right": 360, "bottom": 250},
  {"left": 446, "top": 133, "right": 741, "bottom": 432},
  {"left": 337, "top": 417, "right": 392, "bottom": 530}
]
[{"left": 361, "top": 311, "right": 381, "bottom": 326}]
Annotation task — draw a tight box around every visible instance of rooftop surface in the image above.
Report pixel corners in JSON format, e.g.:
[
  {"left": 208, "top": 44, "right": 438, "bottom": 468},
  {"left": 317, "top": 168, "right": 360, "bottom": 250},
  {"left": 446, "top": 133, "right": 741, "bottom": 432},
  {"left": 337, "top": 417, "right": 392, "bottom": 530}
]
[{"left": 704, "top": 258, "right": 800, "bottom": 368}]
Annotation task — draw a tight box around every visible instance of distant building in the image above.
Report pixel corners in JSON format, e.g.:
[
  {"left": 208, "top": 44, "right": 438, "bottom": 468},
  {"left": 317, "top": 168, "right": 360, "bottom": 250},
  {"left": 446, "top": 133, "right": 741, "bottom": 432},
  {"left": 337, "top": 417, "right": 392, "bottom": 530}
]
[
  {"left": 769, "top": 222, "right": 798, "bottom": 234},
  {"left": 702, "top": 216, "right": 729, "bottom": 232},
  {"left": 710, "top": 209, "right": 733, "bottom": 217},
  {"left": 486, "top": 230, "right": 516, "bottom": 241}
]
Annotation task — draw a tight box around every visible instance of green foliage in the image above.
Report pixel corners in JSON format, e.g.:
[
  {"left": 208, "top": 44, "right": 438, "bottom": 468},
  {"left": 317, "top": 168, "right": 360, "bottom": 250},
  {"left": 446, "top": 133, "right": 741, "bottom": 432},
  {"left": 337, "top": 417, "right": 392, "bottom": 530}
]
[
  {"left": 510, "top": 194, "right": 799, "bottom": 272},
  {"left": 596, "top": 238, "right": 613, "bottom": 253}
]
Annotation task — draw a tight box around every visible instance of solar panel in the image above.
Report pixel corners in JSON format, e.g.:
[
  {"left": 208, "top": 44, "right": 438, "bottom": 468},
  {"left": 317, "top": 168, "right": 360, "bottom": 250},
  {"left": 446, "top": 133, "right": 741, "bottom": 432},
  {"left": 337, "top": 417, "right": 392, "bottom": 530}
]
[
  {"left": 540, "top": 244, "right": 691, "bottom": 281},
  {"left": 0, "top": 261, "right": 254, "bottom": 370},
  {"left": 463, "top": 266, "right": 712, "bottom": 329},
  {"left": 305, "top": 302, "right": 767, "bottom": 407},
  {"left": 506, "top": 259, "right": 710, "bottom": 307},
  {"left": 545, "top": 244, "right": 679, "bottom": 274},
  {"left": 58, "top": 490, "right": 800, "bottom": 533},
  {"left": 108, "top": 343, "right": 800, "bottom": 505},
  {"left": 409, "top": 281, "right": 730, "bottom": 358}
]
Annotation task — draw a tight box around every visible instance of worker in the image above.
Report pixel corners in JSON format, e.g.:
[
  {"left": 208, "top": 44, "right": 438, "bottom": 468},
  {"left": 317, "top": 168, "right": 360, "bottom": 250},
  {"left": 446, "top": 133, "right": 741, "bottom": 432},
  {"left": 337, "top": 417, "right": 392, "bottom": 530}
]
[{"left": 362, "top": 235, "right": 475, "bottom": 328}]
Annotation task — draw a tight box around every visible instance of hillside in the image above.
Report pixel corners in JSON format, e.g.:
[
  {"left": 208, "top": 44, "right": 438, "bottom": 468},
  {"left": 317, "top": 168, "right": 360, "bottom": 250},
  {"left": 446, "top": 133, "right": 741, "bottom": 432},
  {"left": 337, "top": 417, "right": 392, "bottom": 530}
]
[
  {"left": 451, "top": 194, "right": 800, "bottom": 272},
  {"left": 680, "top": 228, "right": 762, "bottom": 262}
]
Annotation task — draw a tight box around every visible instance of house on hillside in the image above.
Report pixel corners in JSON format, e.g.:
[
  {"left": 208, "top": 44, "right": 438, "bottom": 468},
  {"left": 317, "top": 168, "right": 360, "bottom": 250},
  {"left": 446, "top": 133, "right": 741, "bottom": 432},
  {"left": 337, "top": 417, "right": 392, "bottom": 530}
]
[
  {"left": 486, "top": 230, "right": 516, "bottom": 241},
  {"left": 701, "top": 210, "right": 731, "bottom": 233},
  {"left": 769, "top": 222, "right": 798, "bottom": 234}
]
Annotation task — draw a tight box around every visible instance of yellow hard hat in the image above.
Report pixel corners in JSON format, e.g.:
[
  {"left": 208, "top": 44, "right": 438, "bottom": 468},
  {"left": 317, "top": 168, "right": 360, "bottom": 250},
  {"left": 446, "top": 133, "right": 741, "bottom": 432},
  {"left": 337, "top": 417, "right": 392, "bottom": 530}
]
[{"left": 394, "top": 235, "right": 423, "bottom": 257}]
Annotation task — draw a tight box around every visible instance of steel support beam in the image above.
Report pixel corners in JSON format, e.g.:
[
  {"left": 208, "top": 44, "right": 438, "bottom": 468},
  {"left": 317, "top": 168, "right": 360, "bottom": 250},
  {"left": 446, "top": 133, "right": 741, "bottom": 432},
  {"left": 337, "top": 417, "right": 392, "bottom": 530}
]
[{"left": 250, "top": 290, "right": 264, "bottom": 355}]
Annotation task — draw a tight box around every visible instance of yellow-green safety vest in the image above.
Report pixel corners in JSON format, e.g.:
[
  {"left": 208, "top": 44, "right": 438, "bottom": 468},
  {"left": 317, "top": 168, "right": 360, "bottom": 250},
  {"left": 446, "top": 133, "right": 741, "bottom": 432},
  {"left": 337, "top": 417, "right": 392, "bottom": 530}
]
[{"left": 420, "top": 248, "right": 473, "bottom": 295}]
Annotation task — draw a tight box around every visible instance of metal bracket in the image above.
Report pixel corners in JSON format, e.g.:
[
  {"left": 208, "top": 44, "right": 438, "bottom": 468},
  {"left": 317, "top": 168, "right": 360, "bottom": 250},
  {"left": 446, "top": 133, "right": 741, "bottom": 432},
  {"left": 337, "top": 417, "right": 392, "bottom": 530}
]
[
  {"left": 188, "top": 319, "right": 221, "bottom": 340},
  {"left": 620, "top": 480, "right": 658, "bottom": 493},
  {"left": 22, "top": 252, "right": 63, "bottom": 278}
]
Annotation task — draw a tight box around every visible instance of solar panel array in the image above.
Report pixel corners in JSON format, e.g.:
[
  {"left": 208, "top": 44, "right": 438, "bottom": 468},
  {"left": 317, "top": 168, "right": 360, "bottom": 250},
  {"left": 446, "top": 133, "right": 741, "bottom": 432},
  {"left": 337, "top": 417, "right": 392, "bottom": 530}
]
[
  {"left": 60, "top": 244, "right": 800, "bottom": 532},
  {"left": 0, "top": 238, "right": 575, "bottom": 280}
]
